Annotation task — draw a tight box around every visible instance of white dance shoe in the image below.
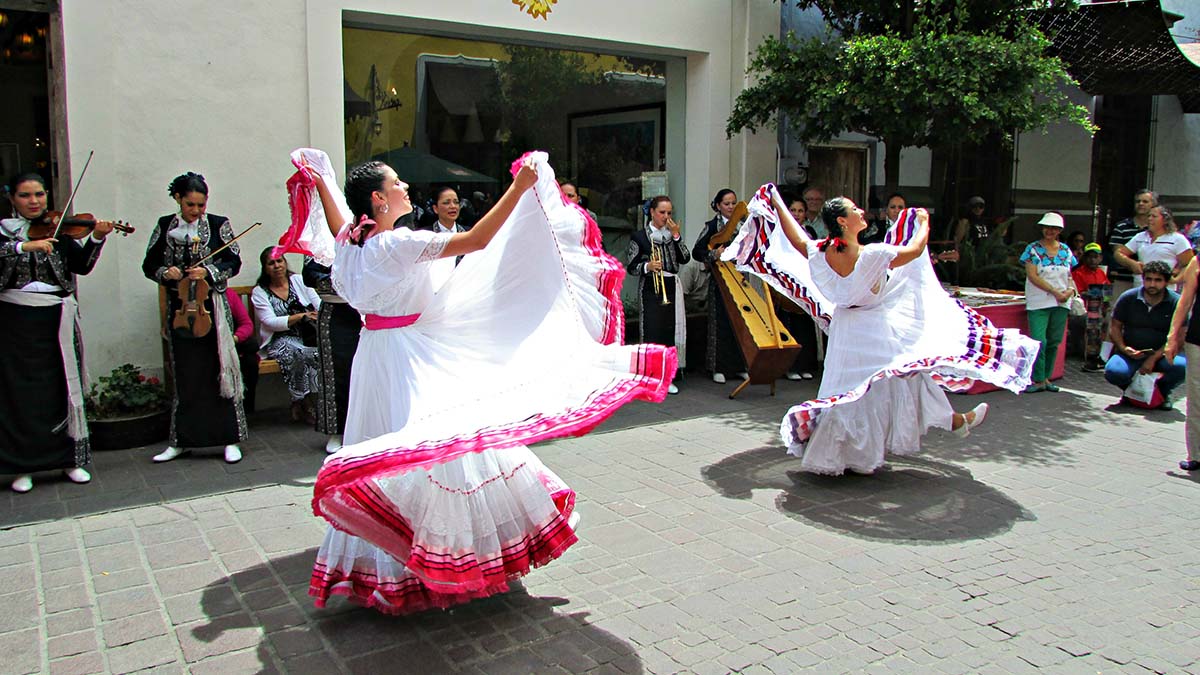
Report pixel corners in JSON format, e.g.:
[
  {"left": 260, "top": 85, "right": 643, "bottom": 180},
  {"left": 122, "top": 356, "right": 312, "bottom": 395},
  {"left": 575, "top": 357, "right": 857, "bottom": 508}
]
[
  {"left": 224, "top": 445, "right": 242, "bottom": 464},
  {"left": 325, "top": 435, "right": 343, "bottom": 454},
  {"left": 152, "top": 446, "right": 187, "bottom": 463},
  {"left": 712, "top": 373, "right": 726, "bottom": 384},
  {"left": 64, "top": 468, "right": 91, "bottom": 484},
  {"left": 786, "top": 372, "right": 802, "bottom": 381},
  {"left": 737, "top": 372, "right": 750, "bottom": 380},
  {"left": 11, "top": 474, "right": 33, "bottom": 493},
  {"left": 668, "top": 383, "right": 679, "bottom": 395},
  {"left": 567, "top": 510, "right": 581, "bottom": 532},
  {"left": 967, "top": 403, "right": 988, "bottom": 431}
]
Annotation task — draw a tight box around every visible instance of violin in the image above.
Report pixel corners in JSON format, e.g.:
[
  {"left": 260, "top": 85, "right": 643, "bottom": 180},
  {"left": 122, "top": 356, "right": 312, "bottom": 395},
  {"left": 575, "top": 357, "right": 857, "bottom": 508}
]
[
  {"left": 26, "top": 211, "right": 135, "bottom": 241},
  {"left": 172, "top": 271, "right": 212, "bottom": 339}
]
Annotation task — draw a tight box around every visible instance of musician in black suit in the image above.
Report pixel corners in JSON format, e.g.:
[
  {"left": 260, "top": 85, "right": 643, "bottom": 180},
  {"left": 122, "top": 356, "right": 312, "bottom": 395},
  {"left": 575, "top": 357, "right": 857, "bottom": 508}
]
[
  {"left": 627, "top": 195, "right": 690, "bottom": 394},
  {"left": 691, "top": 189, "right": 747, "bottom": 384}
]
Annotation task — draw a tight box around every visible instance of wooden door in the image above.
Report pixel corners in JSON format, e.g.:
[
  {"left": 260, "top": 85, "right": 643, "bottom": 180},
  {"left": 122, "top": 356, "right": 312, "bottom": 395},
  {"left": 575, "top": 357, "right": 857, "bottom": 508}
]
[{"left": 807, "top": 145, "right": 868, "bottom": 206}]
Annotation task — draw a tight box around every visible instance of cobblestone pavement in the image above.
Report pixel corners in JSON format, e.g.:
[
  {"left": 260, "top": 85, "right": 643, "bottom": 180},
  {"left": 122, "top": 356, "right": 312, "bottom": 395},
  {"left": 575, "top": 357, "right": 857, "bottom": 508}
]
[{"left": 2, "top": 363, "right": 1198, "bottom": 674}]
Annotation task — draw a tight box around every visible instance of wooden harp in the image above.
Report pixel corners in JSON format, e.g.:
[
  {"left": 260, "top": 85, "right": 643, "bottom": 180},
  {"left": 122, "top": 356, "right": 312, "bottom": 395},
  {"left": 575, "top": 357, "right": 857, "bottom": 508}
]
[{"left": 708, "top": 202, "right": 801, "bottom": 398}]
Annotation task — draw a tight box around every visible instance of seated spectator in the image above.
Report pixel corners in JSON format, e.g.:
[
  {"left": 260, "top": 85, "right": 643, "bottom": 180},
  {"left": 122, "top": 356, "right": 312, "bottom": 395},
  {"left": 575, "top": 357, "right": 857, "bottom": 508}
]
[
  {"left": 224, "top": 287, "right": 261, "bottom": 413},
  {"left": 1104, "top": 260, "right": 1186, "bottom": 407},
  {"left": 250, "top": 248, "right": 322, "bottom": 423}
]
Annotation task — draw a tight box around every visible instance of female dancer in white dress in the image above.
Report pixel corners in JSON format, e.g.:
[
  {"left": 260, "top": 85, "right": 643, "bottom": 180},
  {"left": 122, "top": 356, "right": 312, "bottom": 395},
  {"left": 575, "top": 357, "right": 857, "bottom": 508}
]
[
  {"left": 725, "top": 185, "right": 1037, "bottom": 475},
  {"left": 300, "top": 152, "right": 676, "bottom": 613}
]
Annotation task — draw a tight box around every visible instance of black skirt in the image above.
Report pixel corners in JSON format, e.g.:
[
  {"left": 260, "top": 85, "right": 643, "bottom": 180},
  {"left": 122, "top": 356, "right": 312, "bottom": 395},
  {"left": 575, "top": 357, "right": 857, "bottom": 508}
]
[
  {"left": 168, "top": 329, "right": 246, "bottom": 447},
  {"left": 639, "top": 275, "right": 676, "bottom": 348},
  {"left": 315, "top": 302, "right": 361, "bottom": 435},
  {"left": 0, "top": 301, "right": 89, "bottom": 474}
]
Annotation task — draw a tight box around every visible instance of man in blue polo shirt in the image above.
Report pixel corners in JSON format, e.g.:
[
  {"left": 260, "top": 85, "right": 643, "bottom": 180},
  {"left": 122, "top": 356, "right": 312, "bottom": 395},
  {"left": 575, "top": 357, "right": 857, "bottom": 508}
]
[{"left": 1104, "top": 260, "right": 1187, "bottom": 408}]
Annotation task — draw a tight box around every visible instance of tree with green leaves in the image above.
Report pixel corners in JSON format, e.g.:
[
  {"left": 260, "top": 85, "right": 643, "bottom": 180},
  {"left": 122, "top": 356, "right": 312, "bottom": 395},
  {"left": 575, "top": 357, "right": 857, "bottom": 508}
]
[{"left": 726, "top": 0, "right": 1096, "bottom": 194}]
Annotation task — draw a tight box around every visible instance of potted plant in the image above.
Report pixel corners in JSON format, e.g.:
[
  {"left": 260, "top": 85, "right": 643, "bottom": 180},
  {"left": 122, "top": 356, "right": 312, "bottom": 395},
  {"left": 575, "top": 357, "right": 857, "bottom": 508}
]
[{"left": 85, "top": 363, "right": 170, "bottom": 451}]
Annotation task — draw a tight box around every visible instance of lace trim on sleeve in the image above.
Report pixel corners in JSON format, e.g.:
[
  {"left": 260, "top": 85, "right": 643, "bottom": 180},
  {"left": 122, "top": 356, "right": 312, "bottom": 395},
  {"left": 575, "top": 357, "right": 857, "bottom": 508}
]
[{"left": 415, "top": 232, "right": 452, "bottom": 264}]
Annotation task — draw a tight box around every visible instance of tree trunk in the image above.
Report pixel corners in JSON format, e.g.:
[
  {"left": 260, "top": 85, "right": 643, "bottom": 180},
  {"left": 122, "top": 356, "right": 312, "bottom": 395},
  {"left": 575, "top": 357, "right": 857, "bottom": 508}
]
[{"left": 883, "top": 137, "right": 902, "bottom": 196}]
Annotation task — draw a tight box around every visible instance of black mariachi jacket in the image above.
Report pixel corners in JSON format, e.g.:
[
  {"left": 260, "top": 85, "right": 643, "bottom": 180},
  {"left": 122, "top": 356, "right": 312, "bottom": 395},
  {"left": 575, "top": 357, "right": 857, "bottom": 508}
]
[
  {"left": 626, "top": 226, "right": 690, "bottom": 277},
  {"left": 142, "top": 214, "right": 242, "bottom": 308},
  {"left": 0, "top": 218, "right": 104, "bottom": 292}
]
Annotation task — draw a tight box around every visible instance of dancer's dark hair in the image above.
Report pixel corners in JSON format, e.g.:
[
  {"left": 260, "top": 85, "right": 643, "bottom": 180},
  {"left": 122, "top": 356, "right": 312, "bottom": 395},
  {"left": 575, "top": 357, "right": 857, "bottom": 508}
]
[
  {"left": 818, "top": 197, "right": 852, "bottom": 252},
  {"left": 710, "top": 188, "right": 735, "bottom": 212},
  {"left": 344, "top": 161, "right": 389, "bottom": 246},
  {"left": 168, "top": 172, "right": 208, "bottom": 198}
]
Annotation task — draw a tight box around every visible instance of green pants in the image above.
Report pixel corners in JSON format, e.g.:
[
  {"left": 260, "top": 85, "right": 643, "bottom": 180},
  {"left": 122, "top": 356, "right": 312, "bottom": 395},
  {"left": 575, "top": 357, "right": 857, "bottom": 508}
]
[{"left": 1027, "top": 306, "right": 1068, "bottom": 382}]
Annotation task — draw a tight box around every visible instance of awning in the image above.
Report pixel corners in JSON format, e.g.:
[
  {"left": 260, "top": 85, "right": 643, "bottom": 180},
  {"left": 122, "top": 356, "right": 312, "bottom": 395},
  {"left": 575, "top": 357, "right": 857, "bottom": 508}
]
[
  {"left": 371, "top": 146, "right": 498, "bottom": 185},
  {"left": 1035, "top": 0, "right": 1200, "bottom": 112}
]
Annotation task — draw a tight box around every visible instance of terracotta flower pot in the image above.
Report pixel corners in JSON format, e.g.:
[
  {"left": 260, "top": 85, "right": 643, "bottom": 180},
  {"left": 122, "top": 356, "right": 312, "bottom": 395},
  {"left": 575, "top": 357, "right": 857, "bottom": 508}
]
[{"left": 88, "top": 409, "right": 170, "bottom": 451}]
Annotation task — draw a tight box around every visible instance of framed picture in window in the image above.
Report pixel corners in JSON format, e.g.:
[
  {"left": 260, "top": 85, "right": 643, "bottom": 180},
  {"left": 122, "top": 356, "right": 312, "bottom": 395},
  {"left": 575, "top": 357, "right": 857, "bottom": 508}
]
[{"left": 569, "top": 104, "right": 664, "bottom": 229}]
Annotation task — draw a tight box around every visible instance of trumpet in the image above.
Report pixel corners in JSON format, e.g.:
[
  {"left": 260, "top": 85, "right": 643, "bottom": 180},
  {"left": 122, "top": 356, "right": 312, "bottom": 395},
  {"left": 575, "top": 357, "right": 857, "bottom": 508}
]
[{"left": 649, "top": 244, "right": 671, "bottom": 305}]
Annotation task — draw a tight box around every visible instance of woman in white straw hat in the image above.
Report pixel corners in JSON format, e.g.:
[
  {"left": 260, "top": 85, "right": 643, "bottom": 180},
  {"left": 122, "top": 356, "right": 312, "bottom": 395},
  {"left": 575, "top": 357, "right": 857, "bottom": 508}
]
[{"left": 1019, "top": 211, "right": 1078, "bottom": 392}]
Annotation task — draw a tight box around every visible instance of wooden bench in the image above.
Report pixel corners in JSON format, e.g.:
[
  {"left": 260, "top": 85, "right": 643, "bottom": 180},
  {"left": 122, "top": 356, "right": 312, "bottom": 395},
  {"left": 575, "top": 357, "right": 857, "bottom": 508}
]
[{"left": 157, "top": 284, "right": 280, "bottom": 376}]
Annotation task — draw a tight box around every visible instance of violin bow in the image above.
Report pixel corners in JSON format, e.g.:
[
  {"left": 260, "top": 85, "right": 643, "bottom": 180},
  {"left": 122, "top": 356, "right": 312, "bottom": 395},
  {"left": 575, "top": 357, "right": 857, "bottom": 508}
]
[
  {"left": 186, "top": 222, "right": 262, "bottom": 269},
  {"left": 51, "top": 150, "right": 96, "bottom": 239}
]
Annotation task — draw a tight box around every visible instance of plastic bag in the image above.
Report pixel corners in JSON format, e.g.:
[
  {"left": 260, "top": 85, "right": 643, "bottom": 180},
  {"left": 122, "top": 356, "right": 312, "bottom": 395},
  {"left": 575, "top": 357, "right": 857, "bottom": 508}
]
[
  {"left": 1069, "top": 295, "right": 1086, "bottom": 317},
  {"left": 1123, "top": 371, "right": 1162, "bottom": 407}
]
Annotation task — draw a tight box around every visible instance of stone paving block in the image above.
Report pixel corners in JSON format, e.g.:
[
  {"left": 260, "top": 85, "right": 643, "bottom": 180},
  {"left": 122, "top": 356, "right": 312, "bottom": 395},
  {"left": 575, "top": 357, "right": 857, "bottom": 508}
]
[
  {"left": 176, "top": 614, "right": 264, "bottom": 663},
  {"left": 92, "top": 567, "right": 149, "bottom": 594},
  {"left": 102, "top": 610, "right": 169, "bottom": 648},
  {"left": 189, "top": 648, "right": 278, "bottom": 675},
  {"left": 266, "top": 625, "right": 326, "bottom": 659},
  {"left": 47, "top": 630, "right": 98, "bottom": 660},
  {"left": 346, "top": 643, "right": 457, "bottom": 674},
  {"left": 47, "top": 651, "right": 105, "bottom": 675},
  {"left": 44, "top": 584, "right": 91, "bottom": 614},
  {"left": 143, "top": 538, "right": 211, "bottom": 570},
  {"left": 282, "top": 651, "right": 341, "bottom": 675},
  {"left": 97, "top": 587, "right": 159, "bottom": 622},
  {"left": 1, "top": 627, "right": 44, "bottom": 674},
  {"left": 84, "top": 542, "right": 143, "bottom": 573},
  {"left": 45, "top": 608, "right": 95, "bottom": 638},
  {"left": 164, "top": 585, "right": 239, "bottom": 626},
  {"left": 153, "top": 561, "right": 226, "bottom": 597}
]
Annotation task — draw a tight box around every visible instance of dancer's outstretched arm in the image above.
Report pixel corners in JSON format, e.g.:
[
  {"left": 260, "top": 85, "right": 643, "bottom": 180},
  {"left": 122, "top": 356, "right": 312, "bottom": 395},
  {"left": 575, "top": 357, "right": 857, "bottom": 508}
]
[
  {"left": 890, "top": 208, "right": 930, "bottom": 269},
  {"left": 440, "top": 160, "right": 537, "bottom": 259},
  {"left": 771, "top": 190, "right": 812, "bottom": 259},
  {"left": 304, "top": 164, "right": 347, "bottom": 236}
]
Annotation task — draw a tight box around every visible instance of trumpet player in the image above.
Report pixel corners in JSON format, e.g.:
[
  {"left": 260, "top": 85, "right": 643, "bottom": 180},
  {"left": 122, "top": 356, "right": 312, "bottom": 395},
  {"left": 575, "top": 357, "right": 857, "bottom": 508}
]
[{"left": 626, "top": 195, "right": 690, "bottom": 394}]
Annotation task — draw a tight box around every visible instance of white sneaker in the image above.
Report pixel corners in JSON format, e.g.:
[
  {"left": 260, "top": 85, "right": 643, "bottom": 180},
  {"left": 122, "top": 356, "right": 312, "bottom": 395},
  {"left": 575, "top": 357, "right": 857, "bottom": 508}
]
[
  {"left": 325, "top": 435, "right": 343, "bottom": 454},
  {"left": 712, "top": 373, "right": 726, "bottom": 384},
  {"left": 801, "top": 372, "right": 815, "bottom": 380},
  {"left": 224, "top": 445, "right": 243, "bottom": 464},
  {"left": 152, "top": 446, "right": 187, "bottom": 463},
  {"left": 11, "top": 474, "right": 32, "bottom": 493},
  {"left": 64, "top": 468, "right": 91, "bottom": 484},
  {"left": 737, "top": 372, "right": 750, "bottom": 380},
  {"left": 786, "top": 372, "right": 802, "bottom": 381},
  {"left": 668, "top": 383, "right": 679, "bottom": 395}
]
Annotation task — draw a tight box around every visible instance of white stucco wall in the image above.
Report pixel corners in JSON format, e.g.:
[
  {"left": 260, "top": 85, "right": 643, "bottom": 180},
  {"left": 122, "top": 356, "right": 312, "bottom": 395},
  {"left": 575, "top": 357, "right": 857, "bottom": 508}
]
[
  {"left": 1014, "top": 86, "right": 1095, "bottom": 198},
  {"left": 61, "top": 0, "right": 310, "bottom": 377},
  {"left": 1152, "top": 94, "right": 1200, "bottom": 199},
  {"left": 59, "top": 0, "right": 780, "bottom": 375}
]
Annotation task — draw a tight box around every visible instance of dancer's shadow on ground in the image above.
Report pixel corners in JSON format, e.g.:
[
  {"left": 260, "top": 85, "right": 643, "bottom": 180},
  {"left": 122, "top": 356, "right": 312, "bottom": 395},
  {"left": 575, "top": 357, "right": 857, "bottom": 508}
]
[
  {"left": 702, "top": 446, "right": 1034, "bottom": 544},
  {"left": 194, "top": 548, "right": 643, "bottom": 674}
]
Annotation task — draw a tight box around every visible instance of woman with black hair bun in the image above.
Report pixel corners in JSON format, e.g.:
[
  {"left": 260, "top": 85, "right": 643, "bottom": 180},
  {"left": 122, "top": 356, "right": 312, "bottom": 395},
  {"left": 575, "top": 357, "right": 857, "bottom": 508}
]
[
  {"left": 725, "top": 186, "right": 1039, "bottom": 475},
  {"left": 142, "top": 172, "right": 246, "bottom": 465},
  {"left": 297, "top": 151, "right": 676, "bottom": 615},
  {"left": 0, "top": 172, "right": 114, "bottom": 493},
  {"left": 691, "top": 188, "right": 748, "bottom": 384}
]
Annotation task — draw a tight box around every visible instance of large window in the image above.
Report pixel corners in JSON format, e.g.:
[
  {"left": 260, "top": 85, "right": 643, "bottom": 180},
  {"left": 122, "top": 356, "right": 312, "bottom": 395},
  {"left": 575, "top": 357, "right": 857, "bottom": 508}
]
[{"left": 343, "top": 28, "right": 667, "bottom": 247}]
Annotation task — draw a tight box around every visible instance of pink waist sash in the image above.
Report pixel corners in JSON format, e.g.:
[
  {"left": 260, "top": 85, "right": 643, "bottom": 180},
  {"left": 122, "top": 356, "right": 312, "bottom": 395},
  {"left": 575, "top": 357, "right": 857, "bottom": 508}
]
[{"left": 364, "top": 313, "right": 420, "bottom": 330}]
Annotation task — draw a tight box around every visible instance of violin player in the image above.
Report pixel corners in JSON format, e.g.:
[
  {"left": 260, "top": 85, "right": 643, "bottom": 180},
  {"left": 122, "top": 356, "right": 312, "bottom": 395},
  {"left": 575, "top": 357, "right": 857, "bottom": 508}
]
[
  {"left": 142, "top": 172, "right": 246, "bottom": 464},
  {"left": 0, "top": 172, "right": 115, "bottom": 493}
]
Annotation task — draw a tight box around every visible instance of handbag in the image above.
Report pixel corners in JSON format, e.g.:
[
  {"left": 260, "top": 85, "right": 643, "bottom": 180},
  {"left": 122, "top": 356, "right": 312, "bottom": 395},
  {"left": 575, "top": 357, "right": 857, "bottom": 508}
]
[
  {"left": 1123, "top": 371, "right": 1163, "bottom": 408},
  {"left": 1068, "top": 295, "right": 1086, "bottom": 317}
]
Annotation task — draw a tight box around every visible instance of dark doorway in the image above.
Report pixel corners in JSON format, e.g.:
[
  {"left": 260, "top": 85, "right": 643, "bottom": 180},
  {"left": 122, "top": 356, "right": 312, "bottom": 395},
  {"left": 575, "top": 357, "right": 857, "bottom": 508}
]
[
  {"left": 1090, "top": 94, "right": 1152, "bottom": 243},
  {"left": 0, "top": 7, "right": 53, "bottom": 192},
  {"left": 931, "top": 133, "right": 1015, "bottom": 241}
]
